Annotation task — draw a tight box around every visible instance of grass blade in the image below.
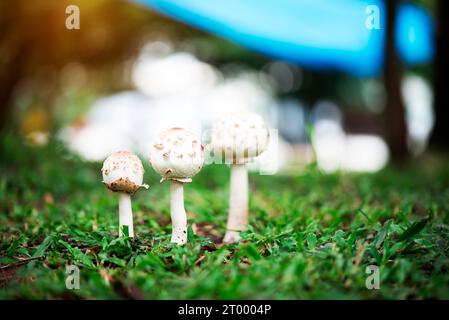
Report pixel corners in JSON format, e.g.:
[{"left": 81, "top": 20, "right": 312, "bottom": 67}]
[{"left": 399, "top": 217, "right": 430, "bottom": 242}]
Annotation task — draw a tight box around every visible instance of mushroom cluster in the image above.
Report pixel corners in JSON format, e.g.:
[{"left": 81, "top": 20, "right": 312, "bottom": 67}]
[{"left": 100, "top": 114, "right": 268, "bottom": 245}]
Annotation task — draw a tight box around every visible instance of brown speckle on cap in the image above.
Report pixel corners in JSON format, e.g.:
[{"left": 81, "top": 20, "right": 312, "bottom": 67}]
[{"left": 105, "top": 177, "right": 140, "bottom": 195}]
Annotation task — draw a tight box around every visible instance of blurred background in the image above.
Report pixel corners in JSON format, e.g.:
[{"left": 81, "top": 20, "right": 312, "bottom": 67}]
[{"left": 0, "top": 0, "right": 447, "bottom": 173}]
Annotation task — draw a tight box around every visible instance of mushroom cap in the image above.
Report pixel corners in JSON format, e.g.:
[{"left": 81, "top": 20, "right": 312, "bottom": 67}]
[
  {"left": 102, "top": 150, "right": 147, "bottom": 194},
  {"left": 150, "top": 128, "right": 204, "bottom": 183},
  {"left": 210, "top": 112, "right": 269, "bottom": 164}
]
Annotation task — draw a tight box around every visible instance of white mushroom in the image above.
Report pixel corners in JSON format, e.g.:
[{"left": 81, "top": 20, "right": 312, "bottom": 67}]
[
  {"left": 210, "top": 112, "right": 269, "bottom": 243},
  {"left": 150, "top": 128, "right": 204, "bottom": 245},
  {"left": 102, "top": 151, "right": 148, "bottom": 237}
]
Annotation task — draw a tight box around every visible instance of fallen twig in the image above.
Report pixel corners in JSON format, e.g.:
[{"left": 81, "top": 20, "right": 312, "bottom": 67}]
[{"left": 0, "top": 256, "right": 44, "bottom": 270}]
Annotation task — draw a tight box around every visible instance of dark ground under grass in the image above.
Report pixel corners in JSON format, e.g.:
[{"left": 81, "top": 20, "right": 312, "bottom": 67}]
[{"left": 0, "top": 133, "right": 449, "bottom": 299}]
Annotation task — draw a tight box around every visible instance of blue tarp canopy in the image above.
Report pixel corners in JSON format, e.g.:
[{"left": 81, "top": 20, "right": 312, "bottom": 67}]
[{"left": 135, "top": 0, "right": 434, "bottom": 77}]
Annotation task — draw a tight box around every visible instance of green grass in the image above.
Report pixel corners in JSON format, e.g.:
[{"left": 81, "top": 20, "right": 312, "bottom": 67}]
[{"left": 1, "top": 133, "right": 449, "bottom": 299}]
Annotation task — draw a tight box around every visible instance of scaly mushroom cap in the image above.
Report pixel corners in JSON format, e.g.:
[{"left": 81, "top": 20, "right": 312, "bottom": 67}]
[
  {"left": 210, "top": 112, "right": 269, "bottom": 164},
  {"left": 150, "top": 128, "right": 204, "bottom": 183},
  {"left": 102, "top": 150, "right": 147, "bottom": 194}
]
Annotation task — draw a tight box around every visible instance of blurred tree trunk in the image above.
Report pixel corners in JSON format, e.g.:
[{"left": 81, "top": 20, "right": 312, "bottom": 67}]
[
  {"left": 430, "top": 0, "right": 449, "bottom": 149},
  {"left": 0, "top": 48, "right": 26, "bottom": 132},
  {"left": 0, "top": 2, "right": 22, "bottom": 131},
  {"left": 384, "top": 0, "right": 408, "bottom": 163}
]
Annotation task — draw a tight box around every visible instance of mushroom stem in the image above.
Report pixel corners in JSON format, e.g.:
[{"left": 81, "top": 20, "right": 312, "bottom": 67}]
[
  {"left": 170, "top": 180, "right": 187, "bottom": 245},
  {"left": 119, "top": 193, "right": 134, "bottom": 237},
  {"left": 224, "top": 164, "right": 248, "bottom": 243}
]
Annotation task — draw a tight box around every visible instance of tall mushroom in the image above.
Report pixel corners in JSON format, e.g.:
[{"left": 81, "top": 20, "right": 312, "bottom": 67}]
[
  {"left": 102, "top": 151, "right": 148, "bottom": 237},
  {"left": 150, "top": 128, "right": 204, "bottom": 245},
  {"left": 210, "top": 112, "right": 269, "bottom": 243}
]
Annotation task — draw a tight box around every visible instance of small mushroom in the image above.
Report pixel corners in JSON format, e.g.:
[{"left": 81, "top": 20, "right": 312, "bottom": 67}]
[
  {"left": 210, "top": 113, "right": 269, "bottom": 243},
  {"left": 102, "top": 151, "right": 148, "bottom": 237},
  {"left": 150, "top": 128, "right": 204, "bottom": 245}
]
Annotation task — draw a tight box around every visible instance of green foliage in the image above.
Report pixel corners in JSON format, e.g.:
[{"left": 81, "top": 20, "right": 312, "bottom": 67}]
[{"left": 1, "top": 134, "right": 449, "bottom": 299}]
